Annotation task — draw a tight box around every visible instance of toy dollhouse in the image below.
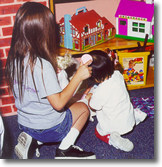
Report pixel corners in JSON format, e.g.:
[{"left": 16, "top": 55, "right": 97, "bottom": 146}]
[
  {"left": 59, "top": 7, "right": 115, "bottom": 51},
  {"left": 115, "top": 0, "right": 154, "bottom": 42}
]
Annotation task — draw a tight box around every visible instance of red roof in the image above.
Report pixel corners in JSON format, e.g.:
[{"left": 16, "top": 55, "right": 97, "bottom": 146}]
[
  {"left": 59, "top": 9, "right": 114, "bottom": 32},
  {"left": 59, "top": 17, "right": 64, "bottom": 24},
  {"left": 101, "top": 17, "right": 114, "bottom": 29}
]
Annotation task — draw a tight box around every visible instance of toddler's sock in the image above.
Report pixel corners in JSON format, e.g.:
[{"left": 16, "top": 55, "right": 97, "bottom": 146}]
[
  {"left": 134, "top": 108, "right": 147, "bottom": 125},
  {"left": 58, "top": 127, "right": 79, "bottom": 150}
]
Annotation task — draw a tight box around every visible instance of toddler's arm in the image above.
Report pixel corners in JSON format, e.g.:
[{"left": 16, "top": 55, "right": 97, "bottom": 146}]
[{"left": 85, "top": 93, "right": 96, "bottom": 112}]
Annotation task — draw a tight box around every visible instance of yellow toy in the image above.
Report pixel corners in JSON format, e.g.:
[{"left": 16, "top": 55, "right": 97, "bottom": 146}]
[{"left": 118, "top": 52, "right": 150, "bottom": 87}]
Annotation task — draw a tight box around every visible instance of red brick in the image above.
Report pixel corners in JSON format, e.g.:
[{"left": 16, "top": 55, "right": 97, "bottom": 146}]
[
  {"left": 0, "top": 0, "right": 14, "bottom": 4},
  {"left": 0, "top": 69, "right": 5, "bottom": 79},
  {"left": 0, "top": 37, "right": 11, "bottom": 47},
  {"left": 0, "top": 16, "right": 11, "bottom": 26},
  {"left": 0, "top": 87, "right": 9, "bottom": 96},
  {"left": 0, "top": 88, "right": 5, "bottom": 95},
  {"left": 2, "top": 27, "right": 13, "bottom": 36},
  {"left": 0, "top": 4, "right": 21, "bottom": 15},
  {"left": 0, "top": 49, "right": 5, "bottom": 58},
  {"left": 13, "top": 15, "right": 16, "bottom": 22},
  {"left": 16, "top": 1, "right": 47, "bottom": 7},
  {"left": 12, "top": 104, "right": 17, "bottom": 112},
  {"left": 5, "top": 48, "right": 10, "bottom": 57},
  {"left": 0, "top": 105, "right": 12, "bottom": 114},
  {"left": 0, "top": 59, "right": 6, "bottom": 69},
  {"left": 1, "top": 96, "right": 15, "bottom": 105},
  {"left": 0, "top": 78, "right": 9, "bottom": 87}
]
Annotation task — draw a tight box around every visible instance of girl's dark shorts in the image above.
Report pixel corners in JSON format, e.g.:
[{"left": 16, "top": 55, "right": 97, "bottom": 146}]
[{"left": 19, "top": 108, "right": 73, "bottom": 143}]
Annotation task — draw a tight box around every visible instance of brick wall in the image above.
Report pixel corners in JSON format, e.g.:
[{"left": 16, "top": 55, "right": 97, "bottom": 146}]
[{"left": 0, "top": 0, "right": 49, "bottom": 117}]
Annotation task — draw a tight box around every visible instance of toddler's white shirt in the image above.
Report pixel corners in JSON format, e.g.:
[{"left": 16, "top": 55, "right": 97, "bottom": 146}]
[{"left": 89, "top": 71, "right": 135, "bottom": 135}]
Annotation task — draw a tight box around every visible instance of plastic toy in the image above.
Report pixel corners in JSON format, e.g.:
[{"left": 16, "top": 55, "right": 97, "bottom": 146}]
[
  {"left": 81, "top": 54, "right": 93, "bottom": 64},
  {"left": 59, "top": 6, "right": 115, "bottom": 51},
  {"left": 115, "top": 0, "right": 154, "bottom": 42},
  {"left": 118, "top": 51, "right": 150, "bottom": 87}
]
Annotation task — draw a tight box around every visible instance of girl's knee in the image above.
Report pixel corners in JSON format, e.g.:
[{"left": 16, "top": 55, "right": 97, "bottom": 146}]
[
  {"left": 80, "top": 102, "right": 90, "bottom": 116},
  {"left": 69, "top": 102, "right": 90, "bottom": 118}
]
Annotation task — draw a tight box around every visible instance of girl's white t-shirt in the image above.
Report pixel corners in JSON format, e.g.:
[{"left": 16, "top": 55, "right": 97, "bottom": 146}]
[{"left": 89, "top": 71, "right": 135, "bottom": 135}]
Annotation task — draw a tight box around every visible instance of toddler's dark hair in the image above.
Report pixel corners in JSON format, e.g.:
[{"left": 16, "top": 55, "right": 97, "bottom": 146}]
[{"left": 87, "top": 50, "right": 114, "bottom": 87}]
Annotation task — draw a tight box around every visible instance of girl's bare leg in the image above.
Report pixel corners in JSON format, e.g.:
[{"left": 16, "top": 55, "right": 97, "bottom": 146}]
[
  {"left": 56, "top": 102, "right": 96, "bottom": 159},
  {"left": 69, "top": 102, "right": 90, "bottom": 131}
]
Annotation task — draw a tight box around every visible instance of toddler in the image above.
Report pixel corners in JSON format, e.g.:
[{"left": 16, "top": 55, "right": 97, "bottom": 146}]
[{"left": 85, "top": 50, "right": 147, "bottom": 152}]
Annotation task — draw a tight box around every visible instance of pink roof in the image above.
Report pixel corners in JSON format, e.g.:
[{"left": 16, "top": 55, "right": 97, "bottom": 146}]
[{"left": 115, "top": 0, "right": 154, "bottom": 21}]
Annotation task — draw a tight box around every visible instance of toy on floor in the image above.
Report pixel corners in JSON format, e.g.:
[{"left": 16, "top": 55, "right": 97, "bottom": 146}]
[{"left": 131, "top": 96, "right": 154, "bottom": 118}]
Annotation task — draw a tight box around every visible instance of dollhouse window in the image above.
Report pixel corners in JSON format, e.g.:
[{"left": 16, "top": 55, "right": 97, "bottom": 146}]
[
  {"left": 97, "top": 21, "right": 101, "bottom": 28},
  {"left": 73, "top": 30, "right": 75, "bottom": 35},
  {"left": 139, "top": 28, "right": 145, "bottom": 33},
  {"left": 85, "top": 26, "right": 89, "bottom": 33},
  {"left": 60, "top": 27, "right": 62, "bottom": 32},
  {"left": 133, "top": 22, "right": 138, "bottom": 27},
  {"left": 120, "top": 21, "right": 126, "bottom": 25},
  {"left": 97, "top": 32, "right": 102, "bottom": 40},
  {"left": 60, "top": 26, "right": 65, "bottom": 33},
  {"left": 132, "top": 22, "right": 145, "bottom": 33},
  {"left": 85, "top": 38, "right": 89, "bottom": 45},
  {"left": 132, "top": 27, "right": 138, "bottom": 32},
  {"left": 139, "top": 23, "right": 145, "bottom": 28}
]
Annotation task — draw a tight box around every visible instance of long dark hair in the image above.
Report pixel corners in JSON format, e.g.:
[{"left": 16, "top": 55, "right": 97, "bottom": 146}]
[
  {"left": 88, "top": 50, "right": 115, "bottom": 86},
  {"left": 5, "top": 2, "right": 58, "bottom": 102}
]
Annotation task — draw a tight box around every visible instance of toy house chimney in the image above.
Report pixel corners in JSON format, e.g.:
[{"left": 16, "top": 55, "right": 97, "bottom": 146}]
[
  {"left": 64, "top": 14, "right": 73, "bottom": 49},
  {"left": 145, "top": 0, "right": 154, "bottom": 4}
]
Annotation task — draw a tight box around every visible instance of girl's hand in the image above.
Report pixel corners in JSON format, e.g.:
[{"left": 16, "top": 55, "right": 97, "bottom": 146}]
[{"left": 75, "top": 60, "right": 92, "bottom": 81}]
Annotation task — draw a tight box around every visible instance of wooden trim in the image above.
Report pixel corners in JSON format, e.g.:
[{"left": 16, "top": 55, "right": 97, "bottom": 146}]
[{"left": 49, "top": 0, "right": 54, "bottom": 13}]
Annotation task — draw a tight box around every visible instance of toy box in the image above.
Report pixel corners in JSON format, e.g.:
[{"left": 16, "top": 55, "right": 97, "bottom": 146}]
[
  {"left": 59, "top": 6, "right": 115, "bottom": 51},
  {"left": 118, "top": 51, "right": 150, "bottom": 87}
]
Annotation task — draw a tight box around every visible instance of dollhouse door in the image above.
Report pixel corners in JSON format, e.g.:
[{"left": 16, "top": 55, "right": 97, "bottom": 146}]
[{"left": 118, "top": 18, "right": 127, "bottom": 36}]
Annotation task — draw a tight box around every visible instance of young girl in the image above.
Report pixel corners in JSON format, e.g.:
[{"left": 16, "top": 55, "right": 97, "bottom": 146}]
[
  {"left": 5, "top": 2, "right": 95, "bottom": 159},
  {"left": 85, "top": 50, "right": 147, "bottom": 152}
]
